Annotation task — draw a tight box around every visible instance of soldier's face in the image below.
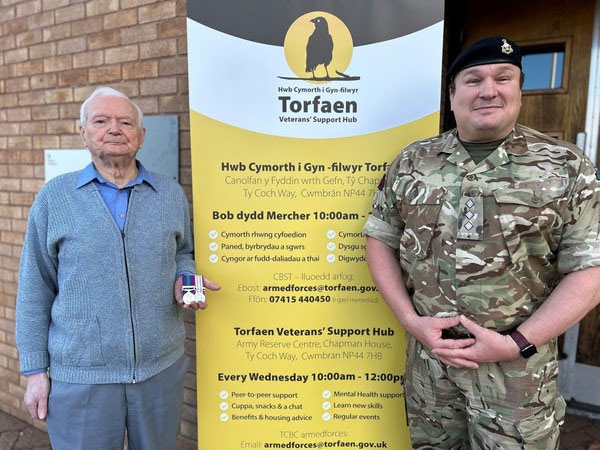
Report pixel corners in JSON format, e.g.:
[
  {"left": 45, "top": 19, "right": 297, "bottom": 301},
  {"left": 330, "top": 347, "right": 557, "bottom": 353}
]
[{"left": 450, "top": 63, "right": 522, "bottom": 142}]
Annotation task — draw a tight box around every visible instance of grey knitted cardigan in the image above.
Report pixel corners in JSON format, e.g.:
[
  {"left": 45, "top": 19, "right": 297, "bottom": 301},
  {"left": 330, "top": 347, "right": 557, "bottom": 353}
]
[{"left": 16, "top": 170, "right": 196, "bottom": 384}]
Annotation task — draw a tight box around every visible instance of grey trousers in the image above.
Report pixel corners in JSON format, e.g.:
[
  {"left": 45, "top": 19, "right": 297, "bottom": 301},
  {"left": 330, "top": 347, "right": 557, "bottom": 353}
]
[{"left": 46, "top": 355, "right": 189, "bottom": 450}]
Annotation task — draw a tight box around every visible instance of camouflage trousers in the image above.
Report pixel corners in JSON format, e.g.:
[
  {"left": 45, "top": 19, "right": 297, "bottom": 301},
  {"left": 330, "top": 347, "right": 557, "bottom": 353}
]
[{"left": 403, "top": 334, "right": 566, "bottom": 449}]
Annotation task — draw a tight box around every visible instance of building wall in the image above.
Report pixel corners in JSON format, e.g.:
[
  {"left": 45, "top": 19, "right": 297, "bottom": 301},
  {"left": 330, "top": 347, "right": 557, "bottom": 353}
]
[{"left": 0, "top": 0, "right": 199, "bottom": 445}]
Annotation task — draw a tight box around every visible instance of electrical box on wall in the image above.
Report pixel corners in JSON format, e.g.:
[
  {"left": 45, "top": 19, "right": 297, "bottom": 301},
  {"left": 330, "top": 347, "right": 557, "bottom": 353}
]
[{"left": 44, "top": 115, "right": 180, "bottom": 183}]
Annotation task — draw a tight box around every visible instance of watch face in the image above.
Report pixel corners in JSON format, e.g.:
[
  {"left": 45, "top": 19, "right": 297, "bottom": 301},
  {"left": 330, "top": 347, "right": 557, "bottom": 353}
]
[{"left": 521, "top": 344, "right": 537, "bottom": 359}]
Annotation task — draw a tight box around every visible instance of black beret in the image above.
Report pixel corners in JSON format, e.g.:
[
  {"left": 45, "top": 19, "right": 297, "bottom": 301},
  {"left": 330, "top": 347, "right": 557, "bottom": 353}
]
[{"left": 447, "top": 36, "right": 521, "bottom": 82}]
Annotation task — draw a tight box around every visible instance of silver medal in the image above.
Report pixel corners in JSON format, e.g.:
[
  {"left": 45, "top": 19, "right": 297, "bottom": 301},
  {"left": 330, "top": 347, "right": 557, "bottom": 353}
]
[
  {"left": 195, "top": 275, "right": 206, "bottom": 303},
  {"left": 183, "top": 291, "right": 195, "bottom": 305}
]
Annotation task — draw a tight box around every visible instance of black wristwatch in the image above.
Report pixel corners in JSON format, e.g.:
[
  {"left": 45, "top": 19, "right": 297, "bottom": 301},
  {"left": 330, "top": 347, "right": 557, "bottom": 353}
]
[{"left": 509, "top": 329, "right": 537, "bottom": 359}]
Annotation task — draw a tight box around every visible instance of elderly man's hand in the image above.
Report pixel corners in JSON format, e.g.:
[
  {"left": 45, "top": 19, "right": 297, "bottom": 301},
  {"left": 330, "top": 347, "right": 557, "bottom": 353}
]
[
  {"left": 174, "top": 275, "right": 221, "bottom": 310},
  {"left": 24, "top": 372, "right": 50, "bottom": 421},
  {"left": 432, "top": 315, "right": 521, "bottom": 368}
]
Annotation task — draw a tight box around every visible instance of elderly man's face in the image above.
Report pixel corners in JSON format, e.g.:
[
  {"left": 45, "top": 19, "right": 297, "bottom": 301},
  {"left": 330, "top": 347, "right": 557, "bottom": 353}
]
[
  {"left": 450, "top": 63, "right": 522, "bottom": 142},
  {"left": 80, "top": 95, "right": 145, "bottom": 162}
]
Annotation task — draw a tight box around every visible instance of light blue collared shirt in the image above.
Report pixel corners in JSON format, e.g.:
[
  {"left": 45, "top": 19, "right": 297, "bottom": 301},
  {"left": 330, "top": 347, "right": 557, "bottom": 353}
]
[{"left": 76, "top": 161, "right": 156, "bottom": 231}]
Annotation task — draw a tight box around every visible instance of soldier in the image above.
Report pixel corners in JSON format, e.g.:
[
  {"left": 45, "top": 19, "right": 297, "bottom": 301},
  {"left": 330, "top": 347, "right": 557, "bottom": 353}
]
[{"left": 363, "top": 36, "right": 600, "bottom": 449}]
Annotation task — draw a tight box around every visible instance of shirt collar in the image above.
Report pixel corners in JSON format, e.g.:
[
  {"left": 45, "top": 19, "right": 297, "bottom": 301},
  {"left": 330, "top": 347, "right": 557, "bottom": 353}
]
[
  {"left": 76, "top": 161, "right": 157, "bottom": 191},
  {"left": 439, "top": 125, "right": 528, "bottom": 156}
]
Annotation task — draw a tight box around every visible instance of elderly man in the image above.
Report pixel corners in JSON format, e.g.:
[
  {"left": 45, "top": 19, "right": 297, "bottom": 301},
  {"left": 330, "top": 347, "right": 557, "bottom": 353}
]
[
  {"left": 363, "top": 37, "right": 600, "bottom": 449},
  {"left": 16, "top": 86, "right": 218, "bottom": 449}
]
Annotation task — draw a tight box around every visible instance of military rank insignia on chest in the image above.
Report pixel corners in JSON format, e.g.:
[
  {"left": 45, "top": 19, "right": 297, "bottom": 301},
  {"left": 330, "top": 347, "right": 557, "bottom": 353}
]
[{"left": 457, "top": 194, "right": 484, "bottom": 240}]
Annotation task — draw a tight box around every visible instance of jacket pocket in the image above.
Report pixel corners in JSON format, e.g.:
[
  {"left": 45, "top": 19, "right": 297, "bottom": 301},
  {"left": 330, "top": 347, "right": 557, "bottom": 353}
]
[
  {"left": 151, "top": 303, "right": 185, "bottom": 359},
  {"left": 493, "top": 178, "right": 565, "bottom": 263},
  {"left": 397, "top": 182, "right": 445, "bottom": 260},
  {"left": 55, "top": 317, "right": 106, "bottom": 367}
]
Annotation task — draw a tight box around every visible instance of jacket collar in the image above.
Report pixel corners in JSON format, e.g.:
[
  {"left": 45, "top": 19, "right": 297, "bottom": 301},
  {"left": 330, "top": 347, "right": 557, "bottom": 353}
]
[{"left": 439, "top": 125, "right": 529, "bottom": 173}]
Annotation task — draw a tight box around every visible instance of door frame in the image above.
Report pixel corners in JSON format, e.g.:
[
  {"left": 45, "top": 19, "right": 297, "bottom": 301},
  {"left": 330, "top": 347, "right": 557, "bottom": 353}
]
[
  {"left": 557, "top": 0, "right": 600, "bottom": 409},
  {"left": 559, "top": 324, "right": 600, "bottom": 407},
  {"left": 582, "top": 0, "right": 600, "bottom": 165}
]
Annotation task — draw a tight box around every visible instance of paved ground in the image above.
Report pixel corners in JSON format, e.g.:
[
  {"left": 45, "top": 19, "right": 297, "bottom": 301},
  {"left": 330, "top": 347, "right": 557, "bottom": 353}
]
[
  {"left": 0, "top": 411, "right": 50, "bottom": 450},
  {"left": 561, "top": 411, "right": 600, "bottom": 450},
  {"left": 0, "top": 409, "right": 598, "bottom": 449}
]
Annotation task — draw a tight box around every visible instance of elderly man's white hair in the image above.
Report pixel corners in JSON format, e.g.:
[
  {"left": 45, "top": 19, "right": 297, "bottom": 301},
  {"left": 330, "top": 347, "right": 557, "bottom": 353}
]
[{"left": 80, "top": 86, "right": 144, "bottom": 128}]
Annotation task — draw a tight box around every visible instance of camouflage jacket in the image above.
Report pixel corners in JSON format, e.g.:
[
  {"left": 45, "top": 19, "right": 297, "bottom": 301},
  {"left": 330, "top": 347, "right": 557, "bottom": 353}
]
[{"left": 363, "top": 125, "right": 600, "bottom": 331}]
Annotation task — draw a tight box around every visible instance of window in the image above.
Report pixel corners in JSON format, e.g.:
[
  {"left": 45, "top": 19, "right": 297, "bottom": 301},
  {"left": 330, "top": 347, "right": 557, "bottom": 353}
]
[{"left": 521, "top": 44, "right": 565, "bottom": 91}]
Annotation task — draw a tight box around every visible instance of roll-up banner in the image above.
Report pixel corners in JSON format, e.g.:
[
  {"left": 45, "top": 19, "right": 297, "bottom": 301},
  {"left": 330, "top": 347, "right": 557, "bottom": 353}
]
[{"left": 187, "top": 2, "right": 444, "bottom": 448}]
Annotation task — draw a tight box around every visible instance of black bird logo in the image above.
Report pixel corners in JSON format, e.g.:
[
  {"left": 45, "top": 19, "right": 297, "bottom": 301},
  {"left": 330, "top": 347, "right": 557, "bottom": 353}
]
[{"left": 305, "top": 17, "right": 333, "bottom": 79}]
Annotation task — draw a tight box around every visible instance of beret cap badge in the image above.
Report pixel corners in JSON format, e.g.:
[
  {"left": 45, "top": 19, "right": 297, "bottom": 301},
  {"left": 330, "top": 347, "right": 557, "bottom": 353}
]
[{"left": 501, "top": 39, "right": 513, "bottom": 55}]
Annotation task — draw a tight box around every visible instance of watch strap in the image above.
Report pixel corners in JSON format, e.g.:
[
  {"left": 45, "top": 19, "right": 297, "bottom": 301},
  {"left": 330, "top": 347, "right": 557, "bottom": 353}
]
[{"left": 509, "top": 329, "right": 537, "bottom": 358}]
